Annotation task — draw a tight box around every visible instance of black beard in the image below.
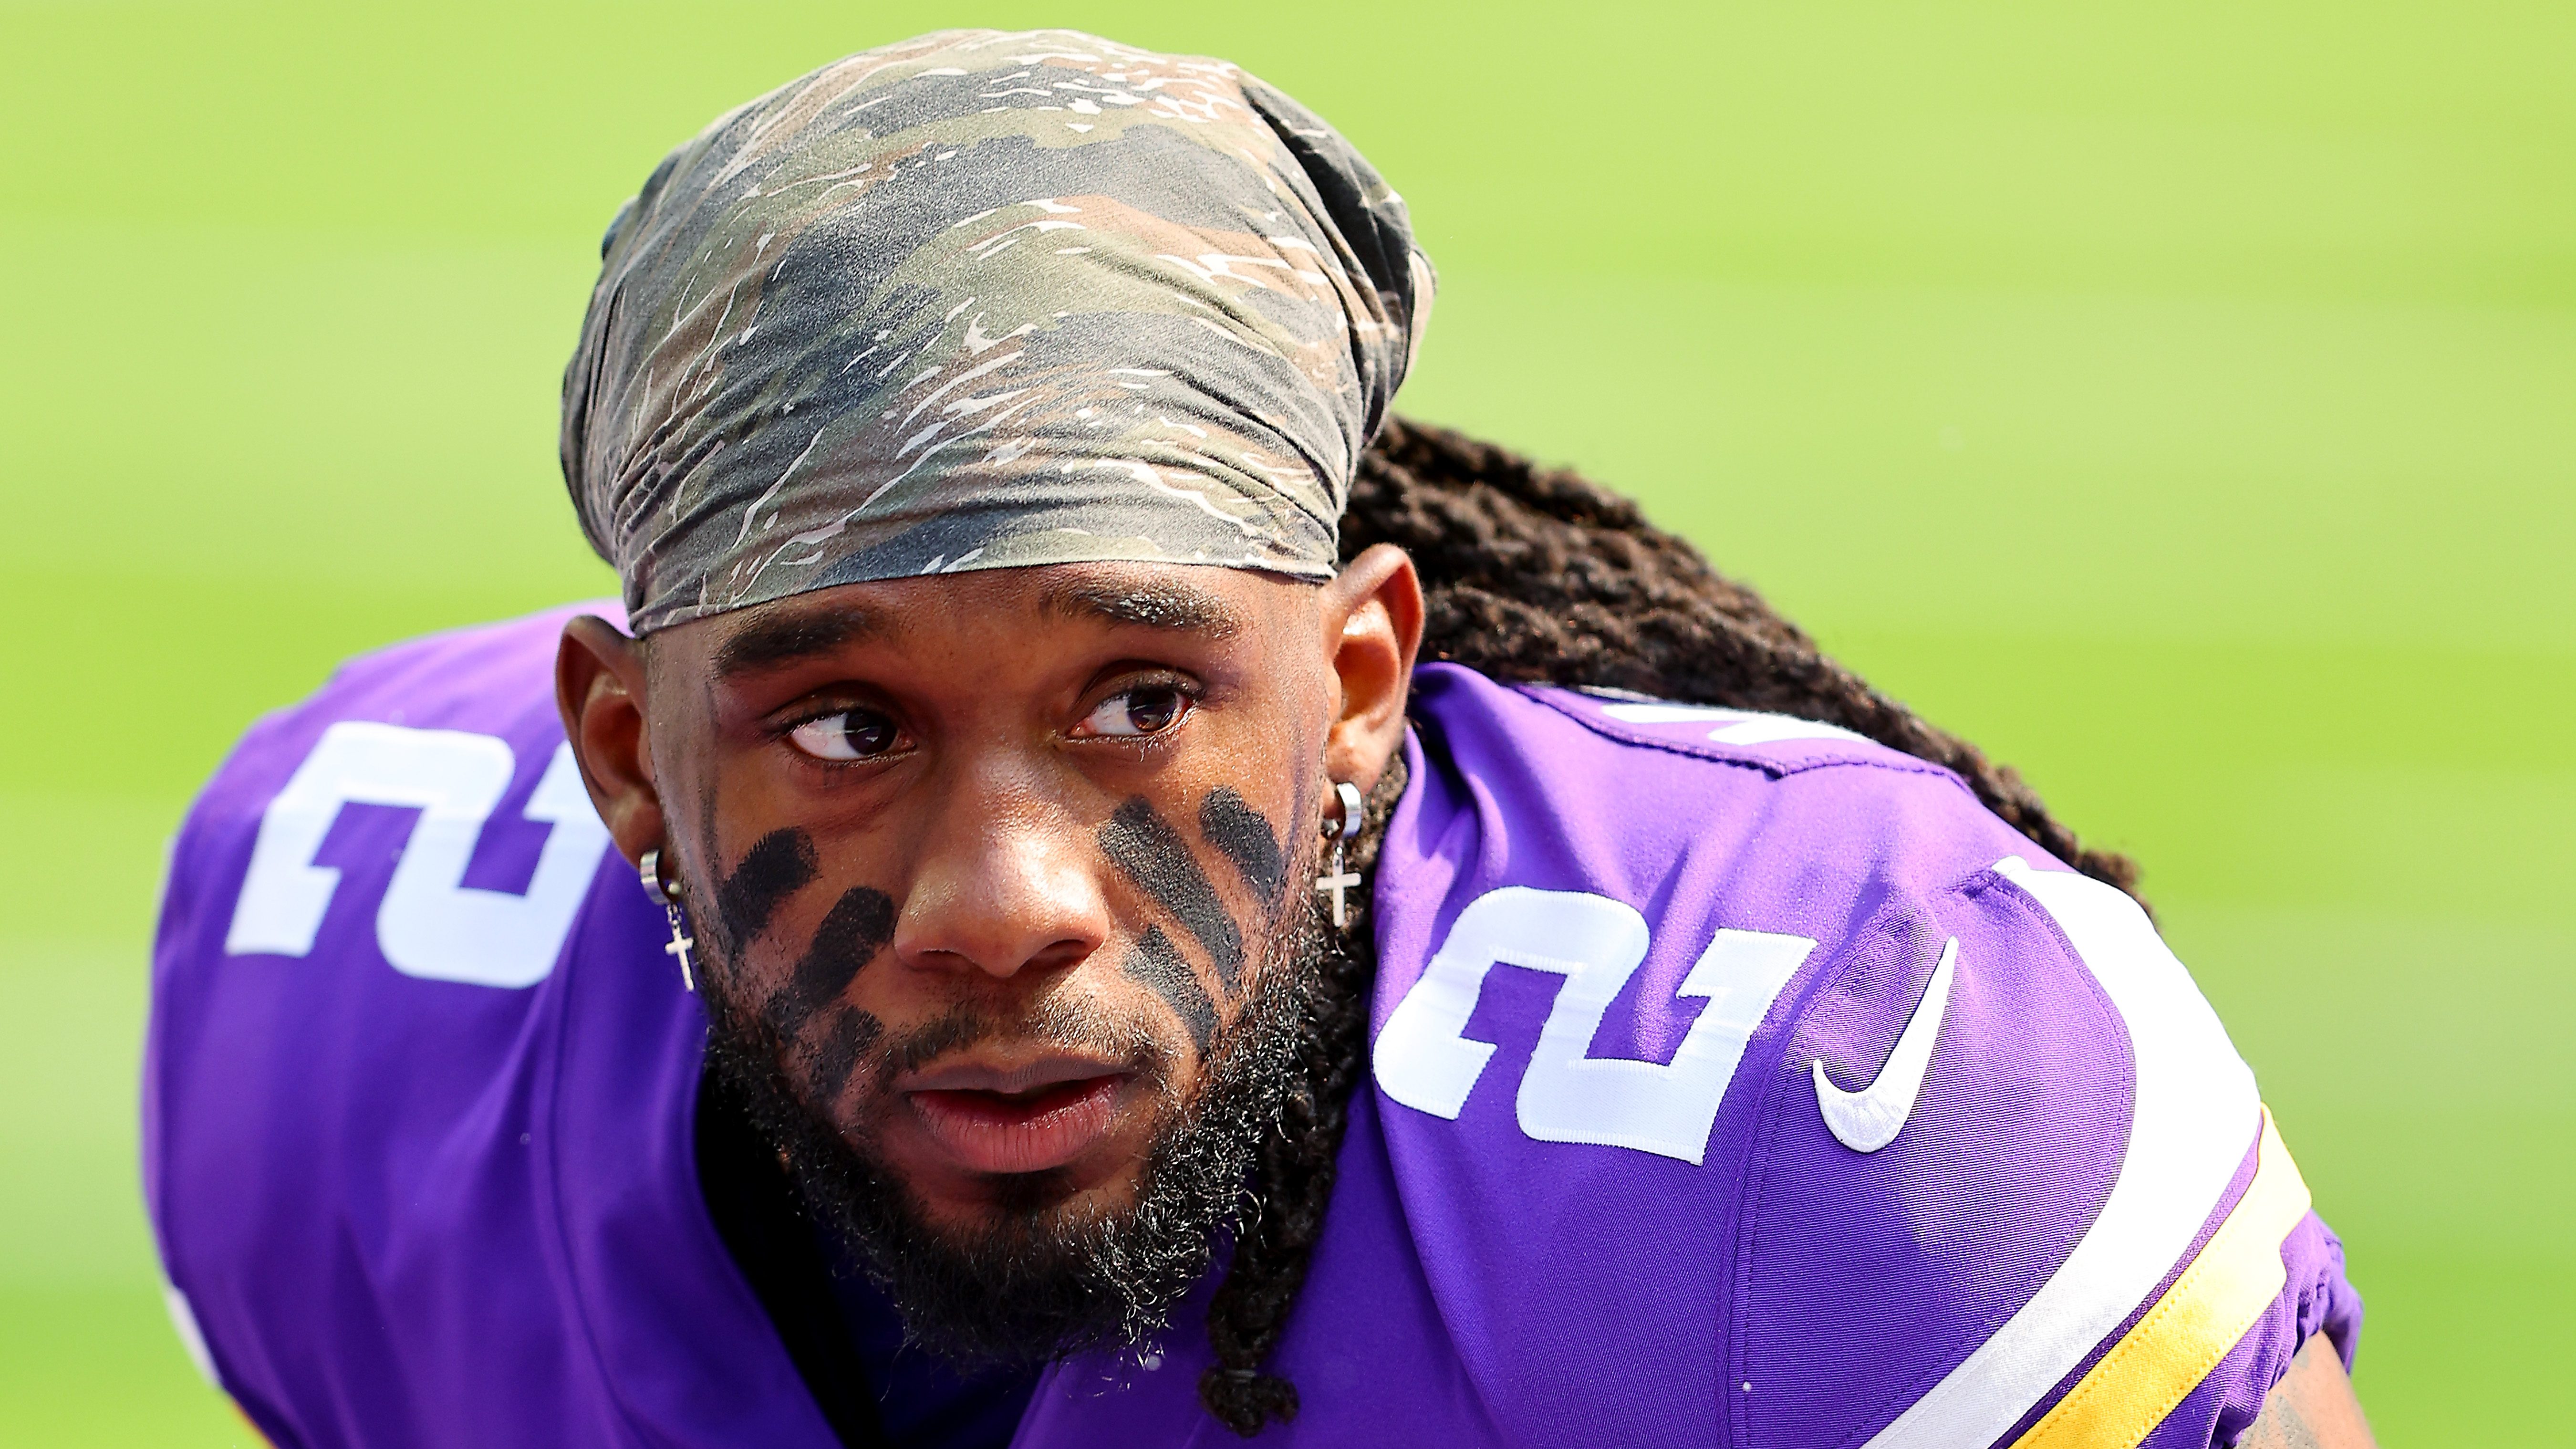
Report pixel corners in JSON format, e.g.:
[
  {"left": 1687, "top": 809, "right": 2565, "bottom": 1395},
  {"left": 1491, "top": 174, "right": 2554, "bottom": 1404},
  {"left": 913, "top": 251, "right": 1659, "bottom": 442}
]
[{"left": 697, "top": 883, "right": 1327, "bottom": 1367}]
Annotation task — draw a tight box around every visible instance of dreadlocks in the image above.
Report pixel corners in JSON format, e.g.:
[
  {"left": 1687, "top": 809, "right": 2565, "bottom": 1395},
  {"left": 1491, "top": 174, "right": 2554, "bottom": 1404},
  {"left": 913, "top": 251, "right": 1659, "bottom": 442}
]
[{"left": 1196, "top": 417, "right": 2143, "bottom": 1434}]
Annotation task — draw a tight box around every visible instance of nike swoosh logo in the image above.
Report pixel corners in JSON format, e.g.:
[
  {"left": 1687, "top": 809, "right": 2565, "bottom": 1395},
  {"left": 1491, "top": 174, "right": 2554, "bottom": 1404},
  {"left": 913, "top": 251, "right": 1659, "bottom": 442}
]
[{"left": 1813, "top": 936, "right": 1957, "bottom": 1153}]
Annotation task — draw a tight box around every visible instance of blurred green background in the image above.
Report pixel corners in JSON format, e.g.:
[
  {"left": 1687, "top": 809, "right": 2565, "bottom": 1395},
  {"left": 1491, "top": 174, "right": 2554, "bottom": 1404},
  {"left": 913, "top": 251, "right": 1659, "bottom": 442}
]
[{"left": 1, "top": 0, "right": 2566, "bottom": 1442}]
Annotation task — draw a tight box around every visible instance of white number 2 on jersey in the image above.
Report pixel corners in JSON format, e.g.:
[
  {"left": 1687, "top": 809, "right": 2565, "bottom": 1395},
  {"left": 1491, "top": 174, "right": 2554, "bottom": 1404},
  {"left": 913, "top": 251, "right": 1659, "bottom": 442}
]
[
  {"left": 223, "top": 721, "right": 612, "bottom": 988},
  {"left": 1372, "top": 886, "right": 1814, "bottom": 1164}
]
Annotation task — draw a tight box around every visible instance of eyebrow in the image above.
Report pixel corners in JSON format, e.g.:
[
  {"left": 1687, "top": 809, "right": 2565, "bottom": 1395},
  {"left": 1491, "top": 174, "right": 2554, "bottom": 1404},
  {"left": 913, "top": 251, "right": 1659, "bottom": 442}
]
[
  {"left": 712, "top": 604, "right": 887, "bottom": 678},
  {"left": 1040, "top": 577, "right": 1243, "bottom": 638}
]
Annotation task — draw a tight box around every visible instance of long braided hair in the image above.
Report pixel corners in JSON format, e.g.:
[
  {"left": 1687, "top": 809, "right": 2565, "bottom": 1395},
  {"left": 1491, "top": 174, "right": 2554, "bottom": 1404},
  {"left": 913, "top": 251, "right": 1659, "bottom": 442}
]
[{"left": 1195, "top": 417, "right": 2142, "bottom": 1434}]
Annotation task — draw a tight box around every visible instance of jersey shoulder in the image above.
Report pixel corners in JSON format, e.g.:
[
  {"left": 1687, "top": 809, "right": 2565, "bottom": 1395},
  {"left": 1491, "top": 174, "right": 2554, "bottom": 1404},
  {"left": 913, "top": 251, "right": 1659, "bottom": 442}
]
[
  {"left": 1378, "top": 664, "right": 2099, "bottom": 1172},
  {"left": 191, "top": 600, "right": 610, "bottom": 817},
  {"left": 164, "top": 602, "right": 613, "bottom": 971},
  {"left": 1376, "top": 667, "right": 2338, "bottom": 1449},
  {"left": 1393, "top": 663, "right": 2051, "bottom": 963},
  {"left": 144, "top": 601, "right": 832, "bottom": 1447}
]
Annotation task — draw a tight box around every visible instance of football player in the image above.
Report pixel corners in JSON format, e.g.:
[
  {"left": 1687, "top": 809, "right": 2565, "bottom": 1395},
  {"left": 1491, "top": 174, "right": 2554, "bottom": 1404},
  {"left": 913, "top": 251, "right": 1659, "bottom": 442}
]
[{"left": 146, "top": 29, "right": 2370, "bottom": 1449}]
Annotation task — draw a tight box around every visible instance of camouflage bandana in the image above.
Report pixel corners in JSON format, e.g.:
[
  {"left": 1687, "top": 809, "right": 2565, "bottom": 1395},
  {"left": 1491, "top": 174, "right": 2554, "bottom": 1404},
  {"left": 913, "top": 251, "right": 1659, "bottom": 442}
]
[{"left": 561, "top": 29, "right": 1434, "bottom": 635}]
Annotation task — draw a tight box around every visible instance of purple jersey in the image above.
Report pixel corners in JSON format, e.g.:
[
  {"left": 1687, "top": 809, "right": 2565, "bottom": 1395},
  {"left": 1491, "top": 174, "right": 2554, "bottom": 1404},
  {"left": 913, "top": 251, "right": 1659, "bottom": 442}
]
[{"left": 147, "top": 606, "right": 2358, "bottom": 1448}]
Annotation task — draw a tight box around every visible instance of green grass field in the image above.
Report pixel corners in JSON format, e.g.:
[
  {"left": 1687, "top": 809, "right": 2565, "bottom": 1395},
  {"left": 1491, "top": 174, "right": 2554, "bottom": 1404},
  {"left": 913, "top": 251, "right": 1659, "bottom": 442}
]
[{"left": 2, "top": 1, "right": 2567, "bottom": 1441}]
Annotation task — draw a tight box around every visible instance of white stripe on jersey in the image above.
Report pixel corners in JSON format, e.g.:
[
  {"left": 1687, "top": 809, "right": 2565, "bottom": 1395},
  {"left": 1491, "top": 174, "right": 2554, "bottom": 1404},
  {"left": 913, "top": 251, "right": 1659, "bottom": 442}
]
[{"left": 1859, "top": 857, "right": 2260, "bottom": 1449}]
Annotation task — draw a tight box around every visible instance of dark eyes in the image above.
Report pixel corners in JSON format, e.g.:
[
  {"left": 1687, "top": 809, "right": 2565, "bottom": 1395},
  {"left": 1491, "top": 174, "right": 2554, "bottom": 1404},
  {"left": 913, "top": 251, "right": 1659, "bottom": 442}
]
[
  {"left": 784, "top": 683, "right": 1194, "bottom": 763},
  {"left": 787, "top": 709, "right": 902, "bottom": 761},
  {"left": 1072, "top": 683, "right": 1193, "bottom": 740}
]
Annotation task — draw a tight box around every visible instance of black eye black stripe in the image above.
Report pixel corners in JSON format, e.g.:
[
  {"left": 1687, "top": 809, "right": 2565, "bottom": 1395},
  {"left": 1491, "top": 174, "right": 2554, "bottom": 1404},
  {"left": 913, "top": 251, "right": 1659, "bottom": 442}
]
[
  {"left": 715, "top": 827, "right": 819, "bottom": 945},
  {"left": 1197, "top": 787, "right": 1285, "bottom": 903},
  {"left": 1121, "top": 924, "right": 1215, "bottom": 1054},
  {"left": 800, "top": 1004, "right": 883, "bottom": 1107},
  {"left": 1098, "top": 797, "right": 1244, "bottom": 996},
  {"left": 765, "top": 885, "right": 897, "bottom": 1039}
]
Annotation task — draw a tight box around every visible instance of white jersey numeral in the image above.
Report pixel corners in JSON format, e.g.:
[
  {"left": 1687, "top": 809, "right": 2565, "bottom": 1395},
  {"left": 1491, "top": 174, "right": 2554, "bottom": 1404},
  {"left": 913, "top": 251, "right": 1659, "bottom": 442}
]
[
  {"left": 223, "top": 721, "right": 611, "bottom": 988},
  {"left": 1373, "top": 886, "right": 1813, "bottom": 1164}
]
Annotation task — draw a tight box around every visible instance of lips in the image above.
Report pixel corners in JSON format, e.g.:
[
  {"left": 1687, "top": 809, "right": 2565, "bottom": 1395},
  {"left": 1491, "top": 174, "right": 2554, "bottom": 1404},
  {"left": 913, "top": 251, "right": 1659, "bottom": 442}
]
[{"left": 902, "top": 1055, "right": 1134, "bottom": 1176}]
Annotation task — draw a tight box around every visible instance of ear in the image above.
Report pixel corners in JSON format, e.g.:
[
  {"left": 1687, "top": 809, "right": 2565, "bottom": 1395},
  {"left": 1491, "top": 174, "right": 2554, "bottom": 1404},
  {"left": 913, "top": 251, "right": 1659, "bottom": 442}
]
[
  {"left": 1319, "top": 543, "right": 1425, "bottom": 795},
  {"left": 555, "top": 614, "right": 665, "bottom": 868}
]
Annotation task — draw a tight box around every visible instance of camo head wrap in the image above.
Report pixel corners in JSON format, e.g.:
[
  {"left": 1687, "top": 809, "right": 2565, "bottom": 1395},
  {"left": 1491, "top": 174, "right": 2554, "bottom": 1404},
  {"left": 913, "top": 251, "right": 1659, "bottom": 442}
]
[{"left": 562, "top": 29, "right": 1434, "bottom": 635}]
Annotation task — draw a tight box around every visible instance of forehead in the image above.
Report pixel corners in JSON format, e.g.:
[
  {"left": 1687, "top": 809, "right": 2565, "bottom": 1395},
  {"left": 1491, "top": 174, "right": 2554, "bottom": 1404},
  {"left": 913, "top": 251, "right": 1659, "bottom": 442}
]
[{"left": 653, "top": 562, "right": 1323, "bottom": 680}]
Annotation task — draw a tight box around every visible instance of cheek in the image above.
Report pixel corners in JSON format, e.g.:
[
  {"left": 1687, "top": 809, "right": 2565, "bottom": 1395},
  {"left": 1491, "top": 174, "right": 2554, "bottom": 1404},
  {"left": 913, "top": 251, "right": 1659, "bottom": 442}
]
[
  {"left": 709, "top": 827, "right": 820, "bottom": 948},
  {"left": 795, "top": 1003, "right": 884, "bottom": 1107},
  {"left": 1094, "top": 776, "right": 1314, "bottom": 1061},
  {"left": 1197, "top": 786, "right": 1288, "bottom": 903},
  {"left": 696, "top": 824, "right": 904, "bottom": 1105},
  {"left": 761, "top": 884, "right": 898, "bottom": 1041},
  {"left": 1099, "top": 797, "right": 1247, "bottom": 996},
  {"left": 1186, "top": 689, "right": 1327, "bottom": 910},
  {"left": 1120, "top": 925, "right": 1216, "bottom": 1055}
]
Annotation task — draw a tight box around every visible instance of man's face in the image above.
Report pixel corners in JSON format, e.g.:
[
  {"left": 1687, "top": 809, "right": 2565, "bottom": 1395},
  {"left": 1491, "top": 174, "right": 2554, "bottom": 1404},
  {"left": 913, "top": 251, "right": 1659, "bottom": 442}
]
[{"left": 560, "top": 553, "right": 1419, "bottom": 1356}]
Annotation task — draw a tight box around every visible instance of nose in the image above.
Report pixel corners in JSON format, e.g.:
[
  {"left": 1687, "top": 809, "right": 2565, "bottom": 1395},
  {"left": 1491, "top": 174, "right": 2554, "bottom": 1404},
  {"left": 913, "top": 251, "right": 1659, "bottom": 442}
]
[{"left": 892, "top": 764, "right": 1111, "bottom": 982}]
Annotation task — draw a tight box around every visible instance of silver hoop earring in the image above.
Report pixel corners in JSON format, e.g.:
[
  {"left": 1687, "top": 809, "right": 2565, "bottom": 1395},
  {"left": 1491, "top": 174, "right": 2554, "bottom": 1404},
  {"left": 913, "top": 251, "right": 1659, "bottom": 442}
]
[
  {"left": 638, "top": 848, "right": 699, "bottom": 993},
  {"left": 1313, "top": 780, "right": 1365, "bottom": 929}
]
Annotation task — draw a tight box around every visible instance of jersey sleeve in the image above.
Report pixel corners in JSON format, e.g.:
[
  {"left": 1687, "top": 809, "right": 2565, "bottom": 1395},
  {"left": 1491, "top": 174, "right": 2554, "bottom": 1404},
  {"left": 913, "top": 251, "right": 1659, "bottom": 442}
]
[
  {"left": 137, "top": 604, "right": 680, "bottom": 1449},
  {"left": 1730, "top": 855, "right": 2360, "bottom": 1449},
  {"left": 145, "top": 724, "right": 330, "bottom": 1449}
]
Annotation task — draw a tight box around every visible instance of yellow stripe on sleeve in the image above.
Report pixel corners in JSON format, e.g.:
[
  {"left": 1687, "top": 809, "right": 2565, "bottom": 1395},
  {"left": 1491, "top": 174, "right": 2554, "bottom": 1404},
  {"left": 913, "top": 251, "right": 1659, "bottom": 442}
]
[{"left": 2008, "top": 1106, "right": 2313, "bottom": 1449}]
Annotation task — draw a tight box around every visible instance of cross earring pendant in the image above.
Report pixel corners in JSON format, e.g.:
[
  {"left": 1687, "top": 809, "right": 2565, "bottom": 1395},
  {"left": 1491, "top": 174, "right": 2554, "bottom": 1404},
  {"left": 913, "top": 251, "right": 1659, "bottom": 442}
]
[
  {"left": 1316, "top": 838, "right": 1362, "bottom": 929},
  {"left": 639, "top": 849, "right": 698, "bottom": 993},
  {"left": 661, "top": 904, "right": 698, "bottom": 993},
  {"left": 1315, "top": 780, "right": 1366, "bottom": 929}
]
